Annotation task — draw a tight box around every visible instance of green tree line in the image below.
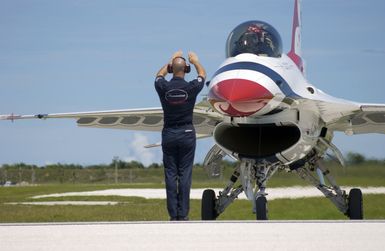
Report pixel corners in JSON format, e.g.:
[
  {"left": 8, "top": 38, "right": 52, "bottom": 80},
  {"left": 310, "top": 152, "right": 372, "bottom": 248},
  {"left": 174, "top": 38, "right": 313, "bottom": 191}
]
[
  {"left": 2, "top": 152, "right": 384, "bottom": 170},
  {"left": 1, "top": 153, "right": 384, "bottom": 185}
]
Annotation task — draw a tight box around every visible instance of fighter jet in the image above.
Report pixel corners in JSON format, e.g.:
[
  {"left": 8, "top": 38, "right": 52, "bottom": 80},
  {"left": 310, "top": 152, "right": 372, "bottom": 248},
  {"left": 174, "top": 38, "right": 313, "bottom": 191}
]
[{"left": 1, "top": 0, "right": 384, "bottom": 220}]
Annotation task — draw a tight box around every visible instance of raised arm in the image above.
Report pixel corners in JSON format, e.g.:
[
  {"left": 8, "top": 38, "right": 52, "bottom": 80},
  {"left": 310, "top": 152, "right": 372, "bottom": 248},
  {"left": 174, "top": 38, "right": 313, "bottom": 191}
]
[
  {"left": 156, "top": 64, "right": 168, "bottom": 78},
  {"left": 188, "top": 51, "right": 206, "bottom": 79}
]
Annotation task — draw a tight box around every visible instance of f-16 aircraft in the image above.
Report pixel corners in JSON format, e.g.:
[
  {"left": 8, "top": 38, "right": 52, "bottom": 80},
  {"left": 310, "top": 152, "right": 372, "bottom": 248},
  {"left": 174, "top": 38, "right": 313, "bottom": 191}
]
[{"left": 1, "top": 0, "right": 385, "bottom": 220}]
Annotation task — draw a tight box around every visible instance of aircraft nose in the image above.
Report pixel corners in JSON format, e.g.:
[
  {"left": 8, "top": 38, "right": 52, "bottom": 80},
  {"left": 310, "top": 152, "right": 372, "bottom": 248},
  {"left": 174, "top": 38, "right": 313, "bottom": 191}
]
[{"left": 208, "top": 78, "right": 274, "bottom": 116}]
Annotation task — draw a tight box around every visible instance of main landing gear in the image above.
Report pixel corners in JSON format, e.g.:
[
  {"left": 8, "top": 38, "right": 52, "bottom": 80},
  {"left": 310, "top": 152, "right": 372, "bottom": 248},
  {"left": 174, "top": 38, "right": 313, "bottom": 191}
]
[
  {"left": 296, "top": 161, "right": 363, "bottom": 220},
  {"left": 201, "top": 159, "right": 363, "bottom": 220}
]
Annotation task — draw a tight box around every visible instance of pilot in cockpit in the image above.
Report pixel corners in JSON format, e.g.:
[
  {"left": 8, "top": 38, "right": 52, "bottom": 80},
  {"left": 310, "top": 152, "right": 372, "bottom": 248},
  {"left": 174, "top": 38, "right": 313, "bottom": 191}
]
[
  {"left": 226, "top": 21, "right": 282, "bottom": 58},
  {"left": 235, "top": 28, "right": 274, "bottom": 57}
]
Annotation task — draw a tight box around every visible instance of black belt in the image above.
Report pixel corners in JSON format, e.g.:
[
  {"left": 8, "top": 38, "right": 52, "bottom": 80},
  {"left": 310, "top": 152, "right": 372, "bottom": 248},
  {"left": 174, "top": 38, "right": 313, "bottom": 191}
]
[{"left": 164, "top": 122, "right": 192, "bottom": 128}]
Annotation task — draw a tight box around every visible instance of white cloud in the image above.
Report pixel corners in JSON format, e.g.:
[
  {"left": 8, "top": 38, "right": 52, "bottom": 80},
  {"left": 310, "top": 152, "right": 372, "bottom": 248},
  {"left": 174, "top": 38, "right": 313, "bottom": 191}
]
[
  {"left": 122, "top": 133, "right": 214, "bottom": 166},
  {"left": 123, "top": 133, "right": 160, "bottom": 166}
]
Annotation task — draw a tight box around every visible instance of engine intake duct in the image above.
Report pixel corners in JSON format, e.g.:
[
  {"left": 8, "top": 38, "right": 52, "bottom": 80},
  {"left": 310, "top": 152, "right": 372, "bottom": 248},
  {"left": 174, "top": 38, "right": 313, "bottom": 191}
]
[{"left": 214, "top": 123, "right": 301, "bottom": 158}]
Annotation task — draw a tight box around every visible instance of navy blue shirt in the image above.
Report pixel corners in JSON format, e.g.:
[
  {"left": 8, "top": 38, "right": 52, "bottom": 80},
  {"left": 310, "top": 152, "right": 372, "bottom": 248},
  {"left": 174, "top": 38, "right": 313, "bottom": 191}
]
[{"left": 155, "top": 76, "right": 204, "bottom": 128}]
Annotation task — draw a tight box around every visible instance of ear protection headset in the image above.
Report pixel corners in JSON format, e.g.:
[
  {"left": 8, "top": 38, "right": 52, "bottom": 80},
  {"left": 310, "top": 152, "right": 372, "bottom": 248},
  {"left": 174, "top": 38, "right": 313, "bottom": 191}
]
[{"left": 167, "top": 56, "right": 191, "bottom": 74}]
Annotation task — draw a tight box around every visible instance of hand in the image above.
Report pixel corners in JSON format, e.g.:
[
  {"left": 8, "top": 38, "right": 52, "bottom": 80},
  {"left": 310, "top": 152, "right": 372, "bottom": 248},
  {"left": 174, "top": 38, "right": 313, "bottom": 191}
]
[{"left": 188, "top": 51, "right": 199, "bottom": 65}]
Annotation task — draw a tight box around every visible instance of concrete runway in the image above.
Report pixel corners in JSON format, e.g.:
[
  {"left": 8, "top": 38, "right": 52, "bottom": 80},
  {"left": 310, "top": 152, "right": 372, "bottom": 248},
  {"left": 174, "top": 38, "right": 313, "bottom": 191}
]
[{"left": 1, "top": 221, "right": 384, "bottom": 251}]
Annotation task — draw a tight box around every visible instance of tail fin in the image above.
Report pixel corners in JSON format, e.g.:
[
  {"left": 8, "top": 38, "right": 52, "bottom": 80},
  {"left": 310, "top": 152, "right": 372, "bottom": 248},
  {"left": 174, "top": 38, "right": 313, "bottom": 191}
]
[{"left": 287, "top": 0, "right": 305, "bottom": 73}]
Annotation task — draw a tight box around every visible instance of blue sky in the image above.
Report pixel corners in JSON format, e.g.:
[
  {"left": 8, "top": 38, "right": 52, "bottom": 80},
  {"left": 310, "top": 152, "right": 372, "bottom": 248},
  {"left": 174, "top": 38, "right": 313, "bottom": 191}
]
[{"left": 1, "top": 0, "right": 385, "bottom": 166}]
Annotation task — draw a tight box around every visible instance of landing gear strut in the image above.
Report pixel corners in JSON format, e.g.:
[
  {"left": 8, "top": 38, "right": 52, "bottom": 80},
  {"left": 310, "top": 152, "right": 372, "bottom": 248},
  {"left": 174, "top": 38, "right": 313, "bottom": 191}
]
[
  {"left": 201, "top": 166, "right": 243, "bottom": 220},
  {"left": 296, "top": 161, "right": 363, "bottom": 220},
  {"left": 201, "top": 157, "right": 364, "bottom": 220}
]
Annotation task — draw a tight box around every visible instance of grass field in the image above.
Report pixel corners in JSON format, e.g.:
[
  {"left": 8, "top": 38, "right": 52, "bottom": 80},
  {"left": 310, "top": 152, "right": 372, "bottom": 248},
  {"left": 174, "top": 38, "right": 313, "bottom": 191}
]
[
  {"left": 1, "top": 164, "right": 385, "bottom": 222},
  {"left": 0, "top": 183, "right": 384, "bottom": 222}
]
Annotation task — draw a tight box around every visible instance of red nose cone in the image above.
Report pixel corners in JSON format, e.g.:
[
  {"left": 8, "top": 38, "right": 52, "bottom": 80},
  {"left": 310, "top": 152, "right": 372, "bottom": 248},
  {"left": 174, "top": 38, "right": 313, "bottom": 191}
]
[
  {"left": 209, "top": 79, "right": 273, "bottom": 116},
  {"left": 214, "top": 79, "right": 273, "bottom": 102}
]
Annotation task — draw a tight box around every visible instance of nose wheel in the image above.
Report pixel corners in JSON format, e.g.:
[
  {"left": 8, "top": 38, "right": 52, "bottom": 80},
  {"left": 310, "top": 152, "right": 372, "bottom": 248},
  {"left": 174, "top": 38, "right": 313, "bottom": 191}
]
[{"left": 255, "top": 196, "right": 268, "bottom": 220}]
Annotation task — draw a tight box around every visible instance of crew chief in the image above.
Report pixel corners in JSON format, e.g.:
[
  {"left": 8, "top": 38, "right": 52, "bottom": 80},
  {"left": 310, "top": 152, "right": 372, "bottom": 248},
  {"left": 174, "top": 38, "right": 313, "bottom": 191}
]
[{"left": 155, "top": 50, "right": 206, "bottom": 220}]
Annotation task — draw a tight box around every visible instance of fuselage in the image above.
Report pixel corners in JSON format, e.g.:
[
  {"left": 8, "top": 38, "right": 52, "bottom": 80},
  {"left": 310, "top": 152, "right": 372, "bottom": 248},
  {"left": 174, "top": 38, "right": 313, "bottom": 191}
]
[
  {"left": 207, "top": 53, "right": 331, "bottom": 166},
  {"left": 203, "top": 18, "right": 363, "bottom": 167}
]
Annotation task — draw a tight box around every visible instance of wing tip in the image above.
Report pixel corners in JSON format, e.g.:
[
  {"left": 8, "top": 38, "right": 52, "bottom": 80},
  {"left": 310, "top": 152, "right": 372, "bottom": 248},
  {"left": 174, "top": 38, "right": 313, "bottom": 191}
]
[{"left": 0, "top": 114, "right": 21, "bottom": 121}]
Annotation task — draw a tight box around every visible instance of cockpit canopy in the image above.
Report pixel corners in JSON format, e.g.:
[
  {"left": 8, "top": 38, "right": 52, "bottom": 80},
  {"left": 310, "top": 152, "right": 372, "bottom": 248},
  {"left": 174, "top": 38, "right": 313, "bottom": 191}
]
[{"left": 226, "top": 20, "right": 282, "bottom": 58}]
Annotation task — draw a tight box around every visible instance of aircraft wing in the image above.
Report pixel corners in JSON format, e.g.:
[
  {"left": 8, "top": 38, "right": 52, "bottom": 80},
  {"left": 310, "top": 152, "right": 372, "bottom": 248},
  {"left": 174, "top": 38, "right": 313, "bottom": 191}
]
[
  {"left": 298, "top": 89, "right": 385, "bottom": 135},
  {"left": 0, "top": 102, "right": 222, "bottom": 136},
  {"left": 324, "top": 103, "right": 385, "bottom": 135}
]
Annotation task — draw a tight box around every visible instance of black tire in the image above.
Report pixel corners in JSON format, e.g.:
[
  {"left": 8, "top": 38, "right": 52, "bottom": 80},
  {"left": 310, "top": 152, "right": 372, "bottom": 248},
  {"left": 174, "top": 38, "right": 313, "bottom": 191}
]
[
  {"left": 256, "top": 196, "right": 268, "bottom": 220},
  {"left": 201, "top": 189, "right": 217, "bottom": 220},
  {"left": 348, "top": 188, "right": 363, "bottom": 220}
]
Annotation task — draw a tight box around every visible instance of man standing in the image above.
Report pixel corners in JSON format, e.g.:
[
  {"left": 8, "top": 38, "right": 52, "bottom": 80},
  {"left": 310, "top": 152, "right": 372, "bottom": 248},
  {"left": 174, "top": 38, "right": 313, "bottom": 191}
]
[{"left": 155, "top": 51, "right": 206, "bottom": 221}]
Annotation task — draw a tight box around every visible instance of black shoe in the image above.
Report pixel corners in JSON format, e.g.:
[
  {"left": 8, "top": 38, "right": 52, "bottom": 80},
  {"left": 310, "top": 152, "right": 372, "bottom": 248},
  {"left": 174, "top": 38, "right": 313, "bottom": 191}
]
[
  {"left": 170, "top": 217, "right": 178, "bottom": 221},
  {"left": 178, "top": 216, "right": 189, "bottom": 221}
]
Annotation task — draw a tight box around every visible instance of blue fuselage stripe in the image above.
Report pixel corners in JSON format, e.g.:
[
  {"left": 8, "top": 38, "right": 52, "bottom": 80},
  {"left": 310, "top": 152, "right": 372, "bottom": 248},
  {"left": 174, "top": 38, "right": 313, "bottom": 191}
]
[{"left": 213, "top": 61, "right": 301, "bottom": 98}]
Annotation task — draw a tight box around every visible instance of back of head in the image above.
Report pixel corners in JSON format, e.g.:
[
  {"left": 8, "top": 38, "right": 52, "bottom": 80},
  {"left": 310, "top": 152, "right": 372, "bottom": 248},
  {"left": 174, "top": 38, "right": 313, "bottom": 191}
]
[{"left": 172, "top": 57, "right": 187, "bottom": 75}]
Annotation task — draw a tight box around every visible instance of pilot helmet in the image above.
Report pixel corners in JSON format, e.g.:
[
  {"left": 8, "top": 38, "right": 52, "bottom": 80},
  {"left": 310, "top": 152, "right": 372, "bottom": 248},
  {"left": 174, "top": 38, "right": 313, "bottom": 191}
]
[{"left": 226, "top": 20, "right": 282, "bottom": 58}]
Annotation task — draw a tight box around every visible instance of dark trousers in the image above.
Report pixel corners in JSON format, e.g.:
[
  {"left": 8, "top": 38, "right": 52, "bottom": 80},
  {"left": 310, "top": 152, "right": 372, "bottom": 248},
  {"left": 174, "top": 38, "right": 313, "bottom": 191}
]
[{"left": 161, "top": 126, "right": 196, "bottom": 219}]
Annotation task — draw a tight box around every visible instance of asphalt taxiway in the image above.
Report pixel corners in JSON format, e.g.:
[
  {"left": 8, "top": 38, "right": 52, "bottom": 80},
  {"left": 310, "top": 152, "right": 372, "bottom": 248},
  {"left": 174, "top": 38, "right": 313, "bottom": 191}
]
[{"left": 1, "top": 221, "right": 384, "bottom": 251}]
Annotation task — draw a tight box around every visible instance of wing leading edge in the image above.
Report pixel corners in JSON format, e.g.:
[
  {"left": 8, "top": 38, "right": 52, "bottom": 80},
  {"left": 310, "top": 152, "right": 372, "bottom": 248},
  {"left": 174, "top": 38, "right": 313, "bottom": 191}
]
[
  {"left": 0, "top": 103, "right": 222, "bottom": 136},
  {"left": 297, "top": 88, "right": 385, "bottom": 135},
  {"left": 327, "top": 104, "right": 385, "bottom": 135}
]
